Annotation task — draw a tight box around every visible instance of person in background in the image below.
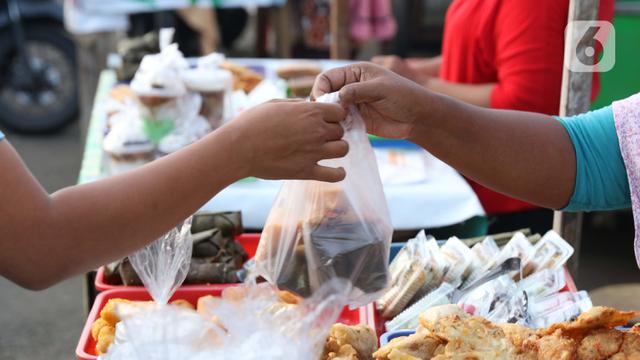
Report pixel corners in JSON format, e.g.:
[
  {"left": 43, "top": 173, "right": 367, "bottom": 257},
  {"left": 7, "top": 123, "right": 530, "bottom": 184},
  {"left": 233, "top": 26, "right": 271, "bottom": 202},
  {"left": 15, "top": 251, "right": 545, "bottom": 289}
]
[
  {"left": 0, "top": 100, "right": 347, "bottom": 290},
  {"left": 372, "top": 0, "right": 614, "bottom": 234},
  {"left": 313, "top": 62, "right": 640, "bottom": 265}
]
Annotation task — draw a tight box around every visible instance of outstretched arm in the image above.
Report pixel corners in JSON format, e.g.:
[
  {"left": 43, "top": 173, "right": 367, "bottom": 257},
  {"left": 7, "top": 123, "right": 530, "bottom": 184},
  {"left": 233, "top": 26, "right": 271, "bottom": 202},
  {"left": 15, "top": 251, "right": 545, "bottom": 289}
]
[
  {"left": 313, "top": 63, "right": 576, "bottom": 210},
  {"left": 0, "top": 100, "right": 347, "bottom": 290}
]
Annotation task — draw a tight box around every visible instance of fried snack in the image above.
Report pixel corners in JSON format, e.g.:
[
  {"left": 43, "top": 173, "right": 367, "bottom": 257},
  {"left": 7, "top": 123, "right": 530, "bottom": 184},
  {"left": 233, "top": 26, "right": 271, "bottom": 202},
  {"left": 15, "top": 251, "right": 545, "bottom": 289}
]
[
  {"left": 95, "top": 325, "right": 115, "bottom": 355},
  {"left": 170, "top": 299, "right": 195, "bottom": 310},
  {"left": 373, "top": 332, "right": 442, "bottom": 360},
  {"left": 278, "top": 290, "right": 301, "bottom": 305},
  {"left": 619, "top": 331, "right": 640, "bottom": 359},
  {"left": 91, "top": 318, "right": 111, "bottom": 340},
  {"left": 276, "top": 64, "right": 322, "bottom": 80},
  {"left": 577, "top": 329, "right": 624, "bottom": 360},
  {"left": 540, "top": 306, "right": 640, "bottom": 340},
  {"left": 100, "top": 299, "right": 133, "bottom": 325},
  {"left": 219, "top": 61, "right": 263, "bottom": 93},
  {"left": 418, "top": 304, "right": 467, "bottom": 333},
  {"left": 537, "top": 329, "right": 577, "bottom": 360},
  {"left": 322, "top": 324, "right": 378, "bottom": 360}
]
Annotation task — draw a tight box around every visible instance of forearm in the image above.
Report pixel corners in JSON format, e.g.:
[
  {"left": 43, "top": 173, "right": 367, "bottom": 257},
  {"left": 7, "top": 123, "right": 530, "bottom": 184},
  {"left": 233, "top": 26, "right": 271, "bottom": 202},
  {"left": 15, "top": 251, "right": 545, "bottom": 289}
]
[
  {"left": 425, "top": 78, "right": 495, "bottom": 108},
  {"left": 3, "top": 126, "right": 246, "bottom": 289},
  {"left": 411, "top": 91, "right": 575, "bottom": 209}
]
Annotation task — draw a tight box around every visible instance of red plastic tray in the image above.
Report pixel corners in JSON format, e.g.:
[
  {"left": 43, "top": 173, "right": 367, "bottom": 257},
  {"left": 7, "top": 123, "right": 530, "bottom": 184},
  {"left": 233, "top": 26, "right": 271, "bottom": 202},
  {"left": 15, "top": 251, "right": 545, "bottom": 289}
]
[
  {"left": 94, "top": 233, "right": 261, "bottom": 292},
  {"left": 76, "top": 287, "right": 375, "bottom": 360}
]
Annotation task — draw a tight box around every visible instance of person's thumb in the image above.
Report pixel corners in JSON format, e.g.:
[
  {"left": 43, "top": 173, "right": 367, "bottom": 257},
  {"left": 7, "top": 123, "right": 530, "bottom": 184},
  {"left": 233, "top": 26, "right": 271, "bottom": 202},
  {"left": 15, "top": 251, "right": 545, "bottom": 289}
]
[{"left": 338, "top": 81, "right": 383, "bottom": 107}]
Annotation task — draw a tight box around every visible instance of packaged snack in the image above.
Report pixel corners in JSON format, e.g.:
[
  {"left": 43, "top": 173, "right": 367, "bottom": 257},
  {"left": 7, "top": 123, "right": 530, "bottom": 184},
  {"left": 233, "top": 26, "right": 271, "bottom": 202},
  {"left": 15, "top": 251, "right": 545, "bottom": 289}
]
[
  {"left": 254, "top": 92, "right": 392, "bottom": 306},
  {"left": 439, "top": 237, "right": 473, "bottom": 287},
  {"left": 103, "top": 118, "right": 155, "bottom": 175},
  {"left": 494, "top": 232, "right": 535, "bottom": 280},
  {"left": 529, "top": 291, "right": 593, "bottom": 328},
  {"left": 462, "top": 236, "right": 500, "bottom": 287},
  {"left": 523, "top": 230, "right": 574, "bottom": 276},
  {"left": 519, "top": 267, "right": 566, "bottom": 298},
  {"left": 378, "top": 231, "right": 436, "bottom": 318},
  {"left": 385, "top": 282, "right": 456, "bottom": 331},
  {"left": 182, "top": 53, "right": 233, "bottom": 129},
  {"left": 456, "top": 275, "right": 518, "bottom": 318}
]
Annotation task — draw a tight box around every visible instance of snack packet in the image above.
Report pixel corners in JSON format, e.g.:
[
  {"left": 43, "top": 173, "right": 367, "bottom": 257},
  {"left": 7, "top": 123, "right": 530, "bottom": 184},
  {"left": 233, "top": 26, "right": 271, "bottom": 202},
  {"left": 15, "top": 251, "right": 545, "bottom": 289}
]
[
  {"left": 386, "top": 283, "right": 456, "bottom": 331},
  {"left": 494, "top": 232, "right": 535, "bottom": 280},
  {"left": 254, "top": 92, "right": 392, "bottom": 307},
  {"left": 461, "top": 236, "right": 500, "bottom": 288},
  {"left": 529, "top": 291, "right": 593, "bottom": 328},
  {"left": 519, "top": 267, "right": 566, "bottom": 298},
  {"left": 378, "top": 231, "right": 436, "bottom": 318},
  {"left": 523, "top": 230, "right": 574, "bottom": 276},
  {"left": 439, "top": 237, "right": 473, "bottom": 287}
]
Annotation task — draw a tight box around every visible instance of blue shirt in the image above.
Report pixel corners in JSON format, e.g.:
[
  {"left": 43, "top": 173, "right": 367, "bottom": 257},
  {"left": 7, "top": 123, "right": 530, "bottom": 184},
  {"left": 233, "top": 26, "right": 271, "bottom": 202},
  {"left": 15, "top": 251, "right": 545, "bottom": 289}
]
[
  {"left": 556, "top": 105, "right": 631, "bottom": 211},
  {"left": 0, "top": 130, "right": 4, "bottom": 140}
]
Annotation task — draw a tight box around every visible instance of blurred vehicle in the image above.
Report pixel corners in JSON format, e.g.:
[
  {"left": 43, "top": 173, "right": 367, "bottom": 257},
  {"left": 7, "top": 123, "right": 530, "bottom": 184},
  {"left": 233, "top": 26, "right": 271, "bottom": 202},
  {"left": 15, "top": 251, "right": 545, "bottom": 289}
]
[{"left": 0, "top": 0, "right": 77, "bottom": 133}]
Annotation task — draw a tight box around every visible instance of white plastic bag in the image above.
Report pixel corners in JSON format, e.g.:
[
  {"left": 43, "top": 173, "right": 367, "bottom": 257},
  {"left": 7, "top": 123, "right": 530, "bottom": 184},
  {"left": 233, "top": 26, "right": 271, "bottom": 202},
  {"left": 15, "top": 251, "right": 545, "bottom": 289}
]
[
  {"left": 128, "top": 218, "right": 193, "bottom": 305},
  {"left": 254, "top": 92, "right": 393, "bottom": 306},
  {"left": 101, "top": 281, "right": 347, "bottom": 360}
]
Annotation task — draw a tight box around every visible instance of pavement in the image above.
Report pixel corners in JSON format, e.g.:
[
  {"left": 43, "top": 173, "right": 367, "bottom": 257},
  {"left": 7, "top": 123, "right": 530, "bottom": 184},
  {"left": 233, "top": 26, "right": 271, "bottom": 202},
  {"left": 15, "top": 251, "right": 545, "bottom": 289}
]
[{"left": 0, "top": 117, "right": 639, "bottom": 359}]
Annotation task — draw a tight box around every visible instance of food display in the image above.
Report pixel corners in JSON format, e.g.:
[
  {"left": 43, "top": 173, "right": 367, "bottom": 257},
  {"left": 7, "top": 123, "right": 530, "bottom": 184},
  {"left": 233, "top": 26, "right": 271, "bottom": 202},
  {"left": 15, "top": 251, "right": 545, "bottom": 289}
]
[
  {"left": 321, "top": 323, "right": 379, "bottom": 360},
  {"left": 380, "top": 230, "right": 581, "bottom": 331},
  {"left": 375, "top": 305, "right": 640, "bottom": 360}
]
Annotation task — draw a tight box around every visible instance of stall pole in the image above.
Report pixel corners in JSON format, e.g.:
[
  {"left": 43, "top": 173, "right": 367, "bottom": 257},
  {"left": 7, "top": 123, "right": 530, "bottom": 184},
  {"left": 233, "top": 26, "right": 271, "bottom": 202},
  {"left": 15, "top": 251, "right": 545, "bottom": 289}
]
[
  {"left": 554, "top": 0, "right": 600, "bottom": 276},
  {"left": 330, "top": 0, "right": 351, "bottom": 59}
]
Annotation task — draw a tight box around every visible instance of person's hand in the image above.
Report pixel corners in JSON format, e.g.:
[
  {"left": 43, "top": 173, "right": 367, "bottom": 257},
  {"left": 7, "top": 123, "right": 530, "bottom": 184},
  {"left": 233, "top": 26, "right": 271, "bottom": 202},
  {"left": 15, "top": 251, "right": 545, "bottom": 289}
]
[
  {"left": 223, "top": 99, "right": 348, "bottom": 182},
  {"left": 371, "top": 55, "right": 427, "bottom": 84},
  {"left": 312, "top": 62, "right": 431, "bottom": 140},
  {"left": 405, "top": 57, "right": 441, "bottom": 78}
]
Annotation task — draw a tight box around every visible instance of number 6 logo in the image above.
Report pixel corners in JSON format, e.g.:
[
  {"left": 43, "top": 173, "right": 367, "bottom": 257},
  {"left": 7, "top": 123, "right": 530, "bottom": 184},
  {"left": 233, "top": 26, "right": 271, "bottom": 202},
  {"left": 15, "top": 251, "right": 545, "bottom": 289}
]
[{"left": 565, "top": 21, "right": 615, "bottom": 73}]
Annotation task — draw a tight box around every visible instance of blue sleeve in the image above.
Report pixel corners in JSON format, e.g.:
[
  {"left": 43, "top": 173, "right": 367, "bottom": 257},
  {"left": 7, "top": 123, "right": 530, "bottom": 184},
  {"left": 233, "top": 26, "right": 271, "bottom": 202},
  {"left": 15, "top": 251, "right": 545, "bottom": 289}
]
[
  {"left": 556, "top": 105, "right": 631, "bottom": 211},
  {"left": 0, "top": 130, "right": 4, "bottom": 140}
]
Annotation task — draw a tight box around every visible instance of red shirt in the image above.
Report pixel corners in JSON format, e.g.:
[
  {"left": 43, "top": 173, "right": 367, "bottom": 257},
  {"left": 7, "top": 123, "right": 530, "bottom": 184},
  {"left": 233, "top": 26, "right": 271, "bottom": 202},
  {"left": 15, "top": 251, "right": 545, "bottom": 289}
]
[{"left": 440, "top": 0, "right": 614, "bottom": 215}]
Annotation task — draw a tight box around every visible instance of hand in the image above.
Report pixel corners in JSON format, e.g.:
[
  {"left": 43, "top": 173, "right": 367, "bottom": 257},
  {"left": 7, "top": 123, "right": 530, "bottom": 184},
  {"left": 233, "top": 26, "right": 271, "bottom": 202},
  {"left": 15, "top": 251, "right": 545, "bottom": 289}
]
[
  {"left": 223, "top": 99, "right": 348, "bottom": 182},
  {"left": 405, "top": 56, "right": 441, "bottom": 78},
  {"left": 371, "top": 55, "right": 427, "bottom": 84},
  {"left": 312, "top": 62, "right": 431, "bottom": 140}
]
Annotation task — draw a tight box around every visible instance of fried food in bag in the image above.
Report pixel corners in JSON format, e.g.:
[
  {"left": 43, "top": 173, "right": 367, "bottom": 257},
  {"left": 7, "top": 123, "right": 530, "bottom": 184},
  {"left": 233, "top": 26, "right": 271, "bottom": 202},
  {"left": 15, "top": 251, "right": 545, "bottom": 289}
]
[{"left": 255, "top": 92, "right": 392, "bottom": 306}]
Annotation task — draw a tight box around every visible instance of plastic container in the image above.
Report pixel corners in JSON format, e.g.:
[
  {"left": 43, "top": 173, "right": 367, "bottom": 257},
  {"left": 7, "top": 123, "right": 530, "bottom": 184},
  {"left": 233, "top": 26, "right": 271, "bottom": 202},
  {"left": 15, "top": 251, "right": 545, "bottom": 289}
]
[
  {"left": 94, "top": 233, "right": 261, "bottom": 292},
  {"left": 76, "top": 287, "right": 375, "bottom": 360}
]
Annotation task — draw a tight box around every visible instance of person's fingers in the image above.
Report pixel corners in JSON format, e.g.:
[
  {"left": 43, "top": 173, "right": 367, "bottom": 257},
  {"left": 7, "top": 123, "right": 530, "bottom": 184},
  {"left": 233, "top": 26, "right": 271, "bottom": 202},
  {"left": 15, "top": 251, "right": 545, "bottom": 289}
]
[
  {"left": 339, "top": 81, "right": 384, "bottom": 106},
  {"left": 311, "top": 64, "right": 366, "bottom": 99},
  {"left": 308, "top": 165, "right": 346, "bottom": 183},
  {"left": 311, "top": 102, "right": 346, "bottom": 123},
  {"left": 319, "top": 140, "right": 349, "bottom": 159},
  {"left": 323, "top": 123, "right": 344, "bottom": 141}
]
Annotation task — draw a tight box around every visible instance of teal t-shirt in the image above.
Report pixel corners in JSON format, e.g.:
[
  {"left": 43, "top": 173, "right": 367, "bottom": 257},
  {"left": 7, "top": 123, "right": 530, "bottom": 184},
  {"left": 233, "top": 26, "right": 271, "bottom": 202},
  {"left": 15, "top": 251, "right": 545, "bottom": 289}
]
[
  {"left": 0, "top": 130, "right": 4, "bottom": 140},
  {"left": 556, "top": 105, "right": 631, "bottom": 211}
]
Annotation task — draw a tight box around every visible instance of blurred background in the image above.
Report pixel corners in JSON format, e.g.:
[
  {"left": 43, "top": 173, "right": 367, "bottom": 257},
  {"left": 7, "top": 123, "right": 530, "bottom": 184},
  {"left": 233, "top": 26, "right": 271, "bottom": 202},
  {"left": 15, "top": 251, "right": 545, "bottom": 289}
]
[{"left": 0, "top": 0, "right": 639, "bottom": 358}]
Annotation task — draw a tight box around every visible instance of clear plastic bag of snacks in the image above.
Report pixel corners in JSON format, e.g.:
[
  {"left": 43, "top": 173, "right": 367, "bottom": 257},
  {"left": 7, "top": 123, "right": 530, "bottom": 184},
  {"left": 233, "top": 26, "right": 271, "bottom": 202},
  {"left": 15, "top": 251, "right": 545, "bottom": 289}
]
[
  {"left": 128, "top": 218, "right": 193, "bottom": 305},
  {"left": 254, "top": 92, "right": 392, "bottom": 307},
  {"left": 101, "top": 282, "right": 348, "bottom": 360}
]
